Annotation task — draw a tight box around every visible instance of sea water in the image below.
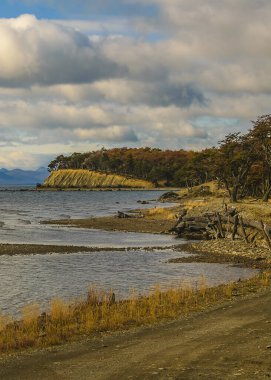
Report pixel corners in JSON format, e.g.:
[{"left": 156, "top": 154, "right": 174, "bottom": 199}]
[{"left": 0, "top": 188, "right": 258, "bottom": 316}]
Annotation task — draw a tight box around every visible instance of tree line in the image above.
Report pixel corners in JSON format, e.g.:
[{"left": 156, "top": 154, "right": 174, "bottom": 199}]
[{"left": 48, "top": 114, "right": 271, "bottom": 202}]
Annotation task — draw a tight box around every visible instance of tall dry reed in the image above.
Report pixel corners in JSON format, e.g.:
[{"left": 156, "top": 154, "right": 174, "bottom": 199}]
[{"left": 0, "top": 272, "right": 269, "bottom": 352}]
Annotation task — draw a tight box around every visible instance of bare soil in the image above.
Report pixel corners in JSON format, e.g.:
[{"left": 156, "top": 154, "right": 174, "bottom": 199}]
[
  {"left": 0, "top": 244, "right": 121, "bottom": 256},
  {"left": 45, "top": 216, "right": 176, "bottom": 234},
  {"left": 1, "top": 288, "right": 270, "bottom": 380},
  {"left": 0, "top": 244, "right": 183, "bottom": 256},
  {"left": 183, "top": 240, "right": 271, "bottom": 265}
]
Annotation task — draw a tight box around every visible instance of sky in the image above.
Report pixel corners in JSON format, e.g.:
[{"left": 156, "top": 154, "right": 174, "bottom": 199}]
[{"left": 0, "top": 0, "right": 270, "bottom": 169}]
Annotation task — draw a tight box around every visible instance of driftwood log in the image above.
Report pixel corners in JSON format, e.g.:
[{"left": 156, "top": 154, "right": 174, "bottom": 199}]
[{"left": 172, "top": 208, "right": 271, "bottom": 250}]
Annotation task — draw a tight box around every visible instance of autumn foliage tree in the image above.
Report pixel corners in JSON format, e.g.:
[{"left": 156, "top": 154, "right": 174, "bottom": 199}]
[
  {"left": 248, "top": 114, "right": 271, "bottom": 201},
  {"left": 214, "top": 132, "right": 257, "bottom": 202},
  {"left": 48, "top": 147, "right": 200, "bottom": 187},
  {"left": 47, "top": 114, "right": 271, "bottom": 201}
]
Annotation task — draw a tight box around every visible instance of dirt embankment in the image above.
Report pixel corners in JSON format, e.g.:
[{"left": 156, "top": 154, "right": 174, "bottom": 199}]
[{"left": 1, "top": 288, "right": 270, "bottom": 380}]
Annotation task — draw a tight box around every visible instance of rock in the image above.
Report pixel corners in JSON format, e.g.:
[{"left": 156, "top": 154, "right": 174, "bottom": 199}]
[
  {"left": 179, "top": 232, "right": 206, "bottom": 240},
  {"left": 158, "top": 191, "right": 181, "bottom": 202},
  {"left": 175, "top": 221, "right": 186, "bottom": 231},
  {"left": 117, "top": 211, "right": 131, "bottom": 218}
]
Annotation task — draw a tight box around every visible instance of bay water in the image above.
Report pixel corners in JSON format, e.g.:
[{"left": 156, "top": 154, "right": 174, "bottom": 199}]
[{"left": 0, "top": 189, "right": 257, "bottom": 316}]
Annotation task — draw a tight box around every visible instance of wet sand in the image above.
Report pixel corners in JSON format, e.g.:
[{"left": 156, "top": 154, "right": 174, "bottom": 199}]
[
  {"left": 169, "top": 248, "right": 270, "bottom": 269},
  {"left": 0, "top": 243, "right": 185, "bottom": 256},
  {"left": 45, "top": 215, "right": 176, "bottom": 234},
  {"left": 0, "top": 243, "right": 106, "bottom": 256}
]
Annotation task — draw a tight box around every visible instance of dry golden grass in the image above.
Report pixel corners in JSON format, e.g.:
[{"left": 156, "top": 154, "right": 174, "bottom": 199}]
[
  {"left": 177, "top": 181, "right": 271, "bottom": 223},
  {"left": 144, "top": 207, "right": 178, "bottom": 220},
  {"left": 233, "top": 201, "right": 271, "bottom": 224},
  {"left": 182, "top": 199, "right": 209, "bottom": 210},
  {"left": 0, "top": 272, "right": 270, "bottom": 353},
  {"left": 178, "top": 180, "right": 226, "bottom": 198},
  {"left": 43, "top": 169, "right": 154, "bottom": 189}
]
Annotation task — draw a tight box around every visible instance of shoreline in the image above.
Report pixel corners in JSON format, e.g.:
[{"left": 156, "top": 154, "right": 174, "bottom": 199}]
[
  {"left": 1, "top": 193, "right": 269, "bottom": 268},
  {"left": 0, "top": 187, "right": 181, "bottom": 193},
  {"left": 0, "top": 275, "right": 270, "bottom": 379},
  {"left": 0, "top": 243, "right": 185, "bottom": 256},
  {"left": 44, "top": 215, "right": 177, "bottom": 234},
  {"left": 43, "top": 211, "right": 271, "bottom": 269},
  {"left": 2, "top": 188, "right": 271, "bottom": 377},
  {"left": 170, "top": 243, "right": 271, "bottom": 269},
  {"left": 1, "top": 204, "right": 271, "bottom": 377},
  {"left": 38, "top": 187, "right": 181, "bottom": 192},
  {"left": 0, "top": 240, "right": 270, "bottom": 270}
]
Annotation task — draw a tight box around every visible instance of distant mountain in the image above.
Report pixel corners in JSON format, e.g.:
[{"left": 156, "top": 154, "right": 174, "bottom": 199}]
[{"left": 0, "top": 167, "right": 48, "bottom": 185}]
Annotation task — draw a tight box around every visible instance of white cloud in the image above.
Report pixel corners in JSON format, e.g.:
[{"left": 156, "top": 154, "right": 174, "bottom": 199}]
[
  {"left": 0, "top": 14, "right": 124, "bottom": 87},
  {"left": 74, "top": 126, "right": 138, "bottom": 142},
  {"left": 0, "top": 4, "right": 271, "bottom": 168},
  {"left": 0, "top": 150, "right": 49, "bottom": 169}
]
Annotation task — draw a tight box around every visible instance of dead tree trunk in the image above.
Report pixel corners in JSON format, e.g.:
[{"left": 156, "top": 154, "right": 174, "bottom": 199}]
[
  {"left": 239, "top": 216, "right": 249, "bottom": 243},
  {"left": 231, "top": 214, "right": 239, "bottom": 240},
  {"left": 216, "top": 212, "right": 225, "bottom": 238},
  {"left": 260, "top": 220, "right": 271, "bottom": 249}
]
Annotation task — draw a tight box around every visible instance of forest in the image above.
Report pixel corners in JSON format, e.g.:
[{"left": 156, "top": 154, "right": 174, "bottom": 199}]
[{"left": 48, "top": 114, "right": 271, "bottom": 202}]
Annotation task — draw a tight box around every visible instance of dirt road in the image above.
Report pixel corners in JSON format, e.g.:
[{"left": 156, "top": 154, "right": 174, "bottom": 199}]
[{"left": 1, "top": 290, "right": 271, "bottom": 380}]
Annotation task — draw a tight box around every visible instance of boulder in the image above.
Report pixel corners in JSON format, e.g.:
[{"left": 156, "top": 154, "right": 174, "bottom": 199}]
[
  {"left": 117, "top": 211, "right": 131, "bottom": 218},
  {"left": 158, "top": 191, "right": 180, "bottom": 202}
]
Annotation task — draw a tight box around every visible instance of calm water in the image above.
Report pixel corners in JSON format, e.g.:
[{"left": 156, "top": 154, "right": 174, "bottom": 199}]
[
  {"left": 0, "top": 189, "right": 175, "bottom": 247},
  {"left": 0, "top": 249, "right": 257, "bottom": 316},
  {"left": 0, "top": 189, "right": 258, "bottom": 316}
]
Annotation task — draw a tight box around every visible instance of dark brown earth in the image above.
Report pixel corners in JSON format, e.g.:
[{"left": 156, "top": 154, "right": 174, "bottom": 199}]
[
  {"left": 0, "top": 243, "right": 116, "bottom": 255},
  {"left": 45, "top": 216, "right": 175, "bottom": 234},
  {"left": 168, "top": 252, "right": 269, "bottom": 268},
  {"left": 0, "top": 244, "right": 183, "bottom": 256},
  {"left": 169, "top": 244, "right": 271, "bottom": 269},
  {"left": 1, "top": 289, "right": 270, "bottom": 380}
]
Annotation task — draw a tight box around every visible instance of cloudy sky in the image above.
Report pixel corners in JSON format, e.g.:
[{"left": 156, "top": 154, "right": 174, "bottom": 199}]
[{"left": 0, "top": 0, "right": 270, "bottom": 168}]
